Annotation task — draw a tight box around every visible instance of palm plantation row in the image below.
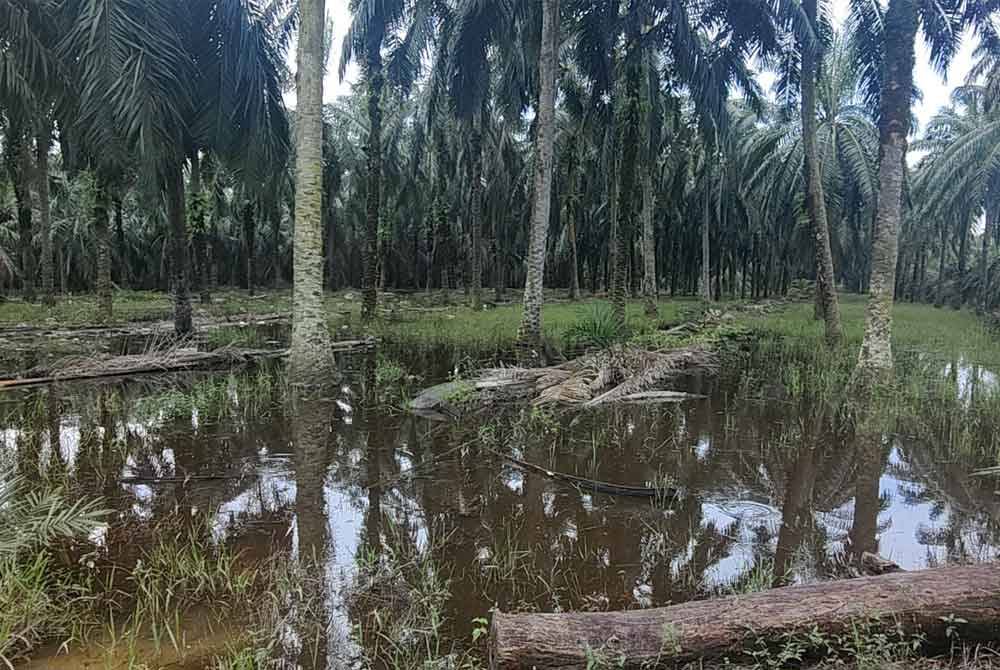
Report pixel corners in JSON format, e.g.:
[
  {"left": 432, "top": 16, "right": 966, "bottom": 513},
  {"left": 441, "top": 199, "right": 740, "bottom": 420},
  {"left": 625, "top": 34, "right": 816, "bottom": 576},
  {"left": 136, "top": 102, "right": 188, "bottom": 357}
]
[{"left": 2, "top": 0, "right": 1000, "bottom": 380}]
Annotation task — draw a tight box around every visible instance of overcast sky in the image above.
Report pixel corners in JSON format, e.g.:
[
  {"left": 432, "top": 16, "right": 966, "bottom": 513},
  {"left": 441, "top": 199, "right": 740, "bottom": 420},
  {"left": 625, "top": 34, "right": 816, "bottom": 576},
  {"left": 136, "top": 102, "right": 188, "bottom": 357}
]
[{"left": 323, "top": 0, "right": 978, "bottom": 130}]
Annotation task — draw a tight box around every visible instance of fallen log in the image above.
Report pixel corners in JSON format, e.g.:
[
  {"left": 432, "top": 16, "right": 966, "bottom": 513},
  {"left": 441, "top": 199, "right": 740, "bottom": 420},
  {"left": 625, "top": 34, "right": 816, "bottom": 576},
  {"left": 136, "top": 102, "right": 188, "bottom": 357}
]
[
  {"left": 489, "top": 563, "right": 1000, "bottom": 670},
  {"left": 0, "top": 338, "right": 375, "bottom": 390}
]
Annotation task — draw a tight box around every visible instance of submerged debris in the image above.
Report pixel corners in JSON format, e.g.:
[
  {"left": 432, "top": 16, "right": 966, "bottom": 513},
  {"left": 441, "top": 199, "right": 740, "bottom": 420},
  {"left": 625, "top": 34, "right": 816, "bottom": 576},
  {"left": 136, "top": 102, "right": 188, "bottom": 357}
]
[{"left": 409, "top": 344, "right": 717, "bottom": 414}]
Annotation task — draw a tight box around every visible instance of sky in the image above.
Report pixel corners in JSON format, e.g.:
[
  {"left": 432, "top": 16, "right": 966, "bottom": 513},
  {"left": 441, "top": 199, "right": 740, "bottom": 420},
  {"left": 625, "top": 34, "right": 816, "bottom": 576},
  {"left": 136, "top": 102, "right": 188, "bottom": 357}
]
[
  {"left": 324, "top": 0, "right": 979, "bottom": 130},
  {"left": 329, "top": 2, "right": 357, "bottom": 101}
]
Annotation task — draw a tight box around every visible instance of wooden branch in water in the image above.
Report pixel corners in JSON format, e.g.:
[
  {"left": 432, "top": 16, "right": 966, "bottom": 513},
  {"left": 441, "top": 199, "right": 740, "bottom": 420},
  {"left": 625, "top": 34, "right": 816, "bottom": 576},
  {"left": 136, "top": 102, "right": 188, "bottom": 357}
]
[
  {"left": 490, "top": 563, "right": 1000, "bottom": 670},
  {"left": 490, "top": 448, "right": 674, "bottom": 499},
  {"left": 119, "top": 474, "right": 249, "bottom": 484}
]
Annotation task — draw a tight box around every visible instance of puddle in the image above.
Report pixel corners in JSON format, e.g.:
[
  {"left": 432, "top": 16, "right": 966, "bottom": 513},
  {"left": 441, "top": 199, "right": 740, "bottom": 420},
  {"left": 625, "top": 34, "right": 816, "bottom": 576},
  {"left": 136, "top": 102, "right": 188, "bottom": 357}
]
[{"left": 3, "top": 339, "right": 1000, "bottom": 667}]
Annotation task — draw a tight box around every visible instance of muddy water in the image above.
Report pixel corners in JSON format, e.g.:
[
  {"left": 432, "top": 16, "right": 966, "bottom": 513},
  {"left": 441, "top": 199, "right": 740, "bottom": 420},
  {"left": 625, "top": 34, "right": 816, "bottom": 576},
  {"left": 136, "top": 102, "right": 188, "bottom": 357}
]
[{"left": 3, "top": 340, "right": 1000, "bottom": 668}]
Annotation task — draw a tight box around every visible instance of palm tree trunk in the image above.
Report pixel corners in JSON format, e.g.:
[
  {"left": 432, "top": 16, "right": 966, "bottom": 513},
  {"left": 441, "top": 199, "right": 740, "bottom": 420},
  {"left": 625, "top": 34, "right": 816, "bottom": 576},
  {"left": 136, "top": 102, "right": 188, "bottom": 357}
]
[
  {"left": 517, "top": 0, "right": 559, "bottom": 347},
  {"left": 612, "top": 29, "right": 642, "bottom": 325},
  {"left": 494, "top": 212, "right": 505, "bottom": 301},
  {"left": 361, "top": 50, "right": 383, "bottom": 324},
  {"left": 188, "top": 151, "right": 211, "bottom": 304},
  {"left": 271, "top": 203, "right": 282, "bottom": 288},
  {"left": 565, "top": 134, "right": 581, "bottom": 301},
  {"left": 37, "top": 122, "right": 55, "bottom": 306},
  {"left": 608, "top": 127, "right": 621, "bottom": 302},
  {"left": 641, "top": 168, "right": 657, "bottom": 317},
  {"left": 801, "top": 0, "right": 842, "bottom": 344},
  {"left": 94, "top": 176, "right": 112, "bottom": 321},
  {"left": 5, "top": 126, "right": 34, "bottom": 301},
  {"left": 980, "top": 197, "right": 995, "bottom": 314},
  {"left": 114, "top": 194, "right": 126, "bottom": 288},
  {"left": 773, "top": 445, "right": 818, "bottom": 586},
  {"left": 167, "top": 166, "right": 193, "bottom": 335},
  {"left": 854, "top": 0, "right": 917, "bottom": 382},
  {"left": 209, "top": 213, "right": 219, "bottom": 294},
  {"left": 936, "top": 225, "right": 948, "bottom": 307},
  {"left": 955, "top": 216, "right": 969, "bottom": 308},
  {"left": 290, "top": 0, "right": 333, "bottom": 380},
  {"left": 243, "top": 201, "right": 256, "bottom": 296},
  {"left": 701, "top": 161, "right": 712, "bottom": 302},
  {"left": 470, "top": 119, "right": 484, "bottom": 310}
]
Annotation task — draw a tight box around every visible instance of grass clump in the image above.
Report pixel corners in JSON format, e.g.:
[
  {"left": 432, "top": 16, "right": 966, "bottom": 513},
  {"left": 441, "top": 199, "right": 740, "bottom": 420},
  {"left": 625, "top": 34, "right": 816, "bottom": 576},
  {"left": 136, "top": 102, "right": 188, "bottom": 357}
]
[
  {"left": 133, "top": 367, "right": 284, "bottom": 425},
  {"left": 565, "top": 304, "right": 626, "bottom": 350},
  {"left": 348, "top": 520, "right": 482, "bottom": 670}
]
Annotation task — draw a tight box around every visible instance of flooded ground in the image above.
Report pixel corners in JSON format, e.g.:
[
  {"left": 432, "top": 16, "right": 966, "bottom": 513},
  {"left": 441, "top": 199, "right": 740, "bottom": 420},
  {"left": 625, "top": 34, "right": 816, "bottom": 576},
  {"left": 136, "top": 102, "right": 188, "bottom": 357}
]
[{"left": 3, "top": 330, "right": 1000, "bottom": 668}]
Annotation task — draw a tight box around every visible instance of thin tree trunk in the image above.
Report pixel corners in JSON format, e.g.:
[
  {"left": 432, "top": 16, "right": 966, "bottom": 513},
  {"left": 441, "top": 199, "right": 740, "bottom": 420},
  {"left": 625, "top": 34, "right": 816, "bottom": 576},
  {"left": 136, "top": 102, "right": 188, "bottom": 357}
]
[
  {"left": 701, "top": 161, "right": 712, "bottom": 301},
  {"left": 37, "top": 122, "right": 55, "bottom": 306},
  {"left": 114, "top": 194, "right": 126, "bottom": 289},
  {"left": 188, "top": 151, "right": 210, "bottom": 304},
  {"left": 909, "top": 239, "right": 922, "bottom": 301},
  {"left": 494, "top": 214, "right": 505, "bottom": 302},
  {"left": 272, "top": 202, "right": 282, "bottom": 288},
  {"left": 243, "top": 201, "right": 256, "bottom": 296},
  {"left": 361, "top": 49, "right": 383, "bottom": 324},
  {"left": 94, "top": 176, "right": 113, "bottom": 321},
  {"left": 612, "top": 22, "right": 642, "bottom": 325},
  {"left": 5, "top": 126, "right": 34, "bottom": 301},
  {"left": 801, "top": 0, "right": 842, "bottom": 344},
  {"left": 956, "top": 214, "right": 970, "bottom": 308},
  {"left": 290, "top": 0, "right": 333, "bottom": 380},
  {"left": 326, "top": 206, "right": 337, "bottom": 290},
  {"left": 641, "top": 169, "right": 657, "bottom": 317},
  {"left": 470, "top": 119, "right": 484, "bottom": 310},
  {"left": 565, "top": 134, "right": 581, "bottom": 301},
  {"left": 855, "top": 0, "right": 917, "bottom": 383},
  {"left": 167, "top": 166, "right": 193, "bottom": 335},
  {"left": 517, "top": 0, "right": 559, "bottom": 347},
  {"left": 980, "top": 198, "right": 995, "bottom": 314},
  {"left": 936, "top": 225, "right": 948, "bottom": 307},
  {"left": 209, "top": 213, "right": 219, "bottom": 294}
]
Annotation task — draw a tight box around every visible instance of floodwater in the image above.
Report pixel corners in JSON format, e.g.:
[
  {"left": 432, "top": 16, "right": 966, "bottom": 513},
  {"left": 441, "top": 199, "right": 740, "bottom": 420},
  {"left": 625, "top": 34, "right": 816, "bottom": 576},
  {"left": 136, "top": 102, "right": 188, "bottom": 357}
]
[{"left": 3, "top": 333, "right": 1000, "bottom": 668}]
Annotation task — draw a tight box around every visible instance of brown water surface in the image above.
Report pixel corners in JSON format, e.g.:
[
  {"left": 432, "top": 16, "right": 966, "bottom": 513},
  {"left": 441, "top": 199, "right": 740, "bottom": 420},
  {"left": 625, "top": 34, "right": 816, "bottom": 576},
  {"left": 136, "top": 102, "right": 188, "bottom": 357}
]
[{"left": 3, "top": 338, "right": 999, "bottom": 668}]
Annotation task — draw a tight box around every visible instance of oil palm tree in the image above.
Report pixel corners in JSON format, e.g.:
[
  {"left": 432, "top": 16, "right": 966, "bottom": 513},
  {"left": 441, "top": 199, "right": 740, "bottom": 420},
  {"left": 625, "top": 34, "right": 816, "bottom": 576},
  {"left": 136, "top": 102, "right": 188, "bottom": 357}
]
[
  {"left": 0, "top": 0, "right": 69, "bottom": 305},
  {"left": 518, "top": 0, "right": 560, "bottom": 348},
  {"left": 341, "top": 0, "right": 433, "bottom": 321},
  {"left": 291, "top": 0, "right": 333, "bottom": 380},
  {"left": 849, "top": 0, "right": 992, "bottom": 381},
  {"left": 914, "top": 85, "right": 1000, "bottom": 314},
  {"left": 59, "top": 0, "right": 292, "bottom": 334},
  {"left": 799, "top": 0, "right": 842, "bottom": 344}
]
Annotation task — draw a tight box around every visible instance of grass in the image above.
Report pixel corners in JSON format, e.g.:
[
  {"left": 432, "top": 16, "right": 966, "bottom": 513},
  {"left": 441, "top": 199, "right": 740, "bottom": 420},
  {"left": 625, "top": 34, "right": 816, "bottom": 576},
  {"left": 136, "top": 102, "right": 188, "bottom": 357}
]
[
  {"left": 747, "top": 294, "right": 1000, "bottom": 369},
  {"left": 369, "top": 297, "right": 690, "bottom": 354},
  {"left": 0, "top": 289, "right": 292, "bottom": 328}
]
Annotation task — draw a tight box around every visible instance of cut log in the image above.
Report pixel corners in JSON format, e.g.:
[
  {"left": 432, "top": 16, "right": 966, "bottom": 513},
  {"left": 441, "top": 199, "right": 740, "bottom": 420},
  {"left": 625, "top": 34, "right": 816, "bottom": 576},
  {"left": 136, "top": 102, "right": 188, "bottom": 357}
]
[{"left": 489, "top": 563, "right": 1000, "bottom": 670}]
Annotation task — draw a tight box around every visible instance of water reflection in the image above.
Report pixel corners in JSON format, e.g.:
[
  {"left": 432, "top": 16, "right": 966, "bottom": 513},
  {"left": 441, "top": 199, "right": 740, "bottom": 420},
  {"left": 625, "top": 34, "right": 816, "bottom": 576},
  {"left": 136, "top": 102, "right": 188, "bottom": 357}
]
[{"left": 2, "top": 345, "right": 1000, "bottom": 667}]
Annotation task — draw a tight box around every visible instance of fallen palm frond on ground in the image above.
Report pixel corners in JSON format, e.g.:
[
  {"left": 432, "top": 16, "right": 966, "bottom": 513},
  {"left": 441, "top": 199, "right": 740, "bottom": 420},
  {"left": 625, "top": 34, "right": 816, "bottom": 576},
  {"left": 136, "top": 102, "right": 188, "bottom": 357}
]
[
  {"left": 410, "top": 344, "right": 717, "bottom": 414},
  {"left": 0, "top": 337, "right": 375, "bottom": 390},
  {"left": 0, "top": 346, "right": 280, "bottom": 391},
  {"left": 0, "top": 312, "right": 289, "bottom": 339}
]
